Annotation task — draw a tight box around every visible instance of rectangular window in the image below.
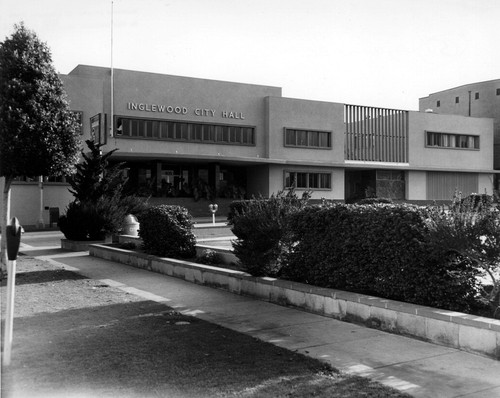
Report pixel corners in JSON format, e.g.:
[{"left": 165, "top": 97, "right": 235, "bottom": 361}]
[
  {"left": 455, "top": 96, "right": 460, "bottom": 104},
  {"left": 222, "top": 126, "right": 229, "bottom": 142},
  {"left": 229, "top": 126, "right": 240, "bottom": 143},
  {"left": 151, "top": 121, "right": 160, "bottom": 138},
  {"left": 284, "top": 128, "right": 332, "bottom": 149},
  {"left": 497, "top": 88, "right": 500, "bottom": 96},
  {"left": 114, "top": 117, "right": 254, "bottom": 145},
  {"left": 166, "top": 122, "right": 175, "bottom": 139},
  {"left": 145, "top": 121, "right": 153, "bottom": 138},
  {"left": 308, "top": 173, "right": 319, "bottom": 188},
  {"left": 192, "top": 124, "right": 202, "bottom": 141},
  {"left": 319, "top": 132, "right": 330, "bottom": 147},
  {"left": 297, "top": 130, "right": 307, "bottom": 146},
  {"left": 475, "top": 92, "right": 479, "bottom": 100},
  {"left": 436, "top": 100, "right": 440, "bottom": 107},
  {"left": 284, "top": 171, "right": 331, "bottom": 189},
  {"left": 296, "top": 173, "right": 308, "bottom": 188},
  {"left": 131, "top": 120, "right": 140, "bottom": 137},
  {"left": 308, "top": 131, "right": 319, "bottom": 147},
  {"left": 203, "top": 125, "right": 215, "bottom": 141},
  {"left": 285, "top": 129, "right": 296, "bottom": 146},
  {"left": 426, "top": 131, "right": 479, "bottom": 150},
  {"left": 242, "top": 127, "right": 253, "bottom": 144}
]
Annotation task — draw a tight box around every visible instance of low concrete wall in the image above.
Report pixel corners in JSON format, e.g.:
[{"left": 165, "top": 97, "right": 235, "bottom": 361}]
[
  {"left": 61, "top": 237, "right": 111, "bottom": 251},
  {"left": 89, "top": 244, "right": 500, "bottom": 360}
]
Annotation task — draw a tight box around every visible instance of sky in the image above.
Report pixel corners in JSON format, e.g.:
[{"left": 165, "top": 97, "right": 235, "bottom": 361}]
[{"left": 1, "top": 0, "right": 499, "bottom": 110}]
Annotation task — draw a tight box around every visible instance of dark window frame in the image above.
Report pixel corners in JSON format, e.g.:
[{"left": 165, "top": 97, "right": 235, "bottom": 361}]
[
  {"left": 114, "top": 116, "right": 255, "bottom": 146},
  {"left": 425, "top": 131, "right": 480, "bottom": 150},
  {"left": 284, "top": 128, "right": 332, "bottom": 149},
  {"left": 284, "top": 170, "right": 332, "bottom": 190}
]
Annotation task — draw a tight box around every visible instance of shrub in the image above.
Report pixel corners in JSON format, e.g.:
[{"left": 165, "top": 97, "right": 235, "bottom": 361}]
[
  {"left": 196, "top": 249, "right": 223, "bottom": 266},
  {"left": 356, "top": 197, "right": 393, "bottom": 205},
  {"left": 60, "top": 139, "right": 148, "bottom": 240},
  {"left": 119, "top": 241, "right": 138, "bottom": 250},
  {"left": 227, "top": 199, "right": 256, "bottom": 225},
  {"left": 425, "top": 194, "right": 500, "bottom": 317},
  {"left": 282, "top": 203, "right": 481, "bottom": 312},
  {"left": 58, "top": 195, "right": 128, "bottom": 241},
  {"left": 138, "top": 205, "right": 196, "bottom": 259},
  {"left": 230, "top": 190, "right": 310, "bottom": 276}
]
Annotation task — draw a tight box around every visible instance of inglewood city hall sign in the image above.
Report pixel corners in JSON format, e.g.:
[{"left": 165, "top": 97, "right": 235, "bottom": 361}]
[{"left": 127, "top": 102, "right": 245, "bottom": 120}]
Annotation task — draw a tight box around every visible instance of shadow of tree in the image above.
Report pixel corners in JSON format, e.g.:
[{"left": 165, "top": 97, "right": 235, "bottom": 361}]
[
  {"left": 2, "top": 300, "right": 331, "bottom": 398},
  {"left": 2, "top": 270, "right": 88, "bottom": 286}
]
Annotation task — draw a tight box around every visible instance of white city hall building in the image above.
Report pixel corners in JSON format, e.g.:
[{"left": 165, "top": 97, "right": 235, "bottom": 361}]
[{"left": 7, "top": 66, "right": 497, "bottom": 227}]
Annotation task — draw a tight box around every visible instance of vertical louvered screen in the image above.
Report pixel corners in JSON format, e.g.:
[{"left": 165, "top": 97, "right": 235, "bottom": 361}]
[{"left": 345, "top": 105, "right": 408, "bottom": 163}]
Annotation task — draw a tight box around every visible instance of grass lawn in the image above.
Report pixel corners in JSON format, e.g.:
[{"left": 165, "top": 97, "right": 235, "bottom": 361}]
[{"left": 1, "top": 256, "right": 411, "bottom": 398}]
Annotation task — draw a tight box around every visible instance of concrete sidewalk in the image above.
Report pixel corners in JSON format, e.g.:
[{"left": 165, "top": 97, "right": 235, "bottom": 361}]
[{"left": 26, "top": 246, "right": 500, "bottom": 398}]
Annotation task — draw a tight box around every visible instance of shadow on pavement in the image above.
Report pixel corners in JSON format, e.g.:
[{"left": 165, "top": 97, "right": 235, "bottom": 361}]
[
  {"left": 2, "top": 269, "right": 87, "bottom": 286},
  {"left": 2, "top": 300, "right": 331, "bottom": 398}
]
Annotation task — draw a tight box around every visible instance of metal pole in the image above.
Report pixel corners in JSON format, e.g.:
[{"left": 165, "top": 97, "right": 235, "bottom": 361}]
[
  {"left": 110, "top": 0, "right": 114, "bottom": 138},
  {"left": 3, "top": 259, "right": 17, "bottom": 366},
  {"left": 38, "top": 176, "right": 44, "bottom": 228}
]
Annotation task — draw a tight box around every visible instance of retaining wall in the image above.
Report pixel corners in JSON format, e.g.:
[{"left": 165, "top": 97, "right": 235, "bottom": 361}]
[{"left": 89, "top": 244, "right": 500, "bottom": 360}]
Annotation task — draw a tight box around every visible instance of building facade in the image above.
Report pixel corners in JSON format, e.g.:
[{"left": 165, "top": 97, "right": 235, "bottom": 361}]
[
  {"left": 419, "top": 79, "right": 500, "bottom": 174},
  {"left": 7, "top": 66, "right": 497, "bottom": 227}
]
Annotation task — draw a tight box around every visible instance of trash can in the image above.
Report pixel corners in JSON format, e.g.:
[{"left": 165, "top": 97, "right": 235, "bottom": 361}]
[{"left": 122, "top": 214, "right": 139, "bottom": 236}]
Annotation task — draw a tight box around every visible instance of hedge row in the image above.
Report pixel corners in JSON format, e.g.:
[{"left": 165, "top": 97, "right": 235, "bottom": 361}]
[
  {"left": 230, "top": 199, "right": 482, "bottom": 312},
  {"left": 282, "top": 203, "right": 479, "bottom": 311}
]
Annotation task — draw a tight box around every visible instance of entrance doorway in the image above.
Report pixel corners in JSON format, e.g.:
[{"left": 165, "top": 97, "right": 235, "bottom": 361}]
[
  {"left": 345, "top": 170, "right": 376, "bottom": 203},
  {"left": 344, "top": 169, "right": 406, "bottom": 203}
]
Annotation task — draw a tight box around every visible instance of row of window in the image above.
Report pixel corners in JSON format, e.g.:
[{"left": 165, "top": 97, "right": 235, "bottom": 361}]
[
  {"left": 284, "top": 128, "right": 331, "bottom": 148},
  {"left": 436, "top": 88, "right": 500, "bottom": 107},
  {"left": 116, "top": 117, "right": 255, "bottom": 145},
  {"left": 426, "top": 131, "right": 479, "bottom": 149},
  {"left": 284, "top": 171, "right": 331, "bottom": 189}
]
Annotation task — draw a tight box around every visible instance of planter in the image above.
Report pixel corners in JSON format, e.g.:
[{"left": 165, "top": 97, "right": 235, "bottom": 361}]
[
  {"left": 89, "top": 243, "right": 500, "bottom": 360},
  {"left": 61, "top": 235, "right": 112, "bottom": 251}
]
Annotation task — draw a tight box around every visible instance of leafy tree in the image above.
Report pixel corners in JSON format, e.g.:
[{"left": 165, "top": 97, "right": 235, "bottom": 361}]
[{"left": 0, "top": 23, "right": 81, "bottom": 271}]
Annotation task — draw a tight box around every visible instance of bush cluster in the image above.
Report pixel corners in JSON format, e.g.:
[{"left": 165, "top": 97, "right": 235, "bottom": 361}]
[
  {"left": 138, "top": 205, "right": 196, "bottom": 259},
  {"left": 58, "top": 196, "right": 127, "bottom": 241}
]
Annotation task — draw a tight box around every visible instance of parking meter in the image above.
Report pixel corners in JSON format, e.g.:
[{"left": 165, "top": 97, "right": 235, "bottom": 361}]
[
  {"left": 3, "top": 217, "right": 22, "bottom": 366},
  {"left": 6, "top": 217, "right": 22, "bottom": 260},
  {"left": 209, "top": 204, "right": 218, "bottom": 224}
]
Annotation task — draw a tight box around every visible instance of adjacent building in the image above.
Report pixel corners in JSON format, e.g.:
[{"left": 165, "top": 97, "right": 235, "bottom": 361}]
[
  {"left": 419, "top": 79, "right": 500, "bottom": 182},
  {"left": 7, "top": 66, "right": 497, "bottom": 227}
]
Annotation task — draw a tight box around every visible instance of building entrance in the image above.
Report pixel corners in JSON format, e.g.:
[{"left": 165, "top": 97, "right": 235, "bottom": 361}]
[
  {"left": 122, "top": 161, "right": 247, "bottom": 201},
  {"left": 345, "top": 169, "right": 405, "bottom": 203}
]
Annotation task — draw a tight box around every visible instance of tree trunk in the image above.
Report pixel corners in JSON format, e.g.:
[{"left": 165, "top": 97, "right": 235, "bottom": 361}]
[{"left": 1, "top": 176, "right": 13, "bottom": 278}]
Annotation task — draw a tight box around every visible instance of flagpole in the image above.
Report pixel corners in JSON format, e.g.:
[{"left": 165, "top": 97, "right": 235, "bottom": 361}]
[{"left": 110, "top": 0, "right": 114, "bottom": 139}]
